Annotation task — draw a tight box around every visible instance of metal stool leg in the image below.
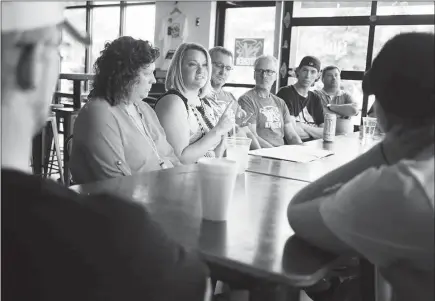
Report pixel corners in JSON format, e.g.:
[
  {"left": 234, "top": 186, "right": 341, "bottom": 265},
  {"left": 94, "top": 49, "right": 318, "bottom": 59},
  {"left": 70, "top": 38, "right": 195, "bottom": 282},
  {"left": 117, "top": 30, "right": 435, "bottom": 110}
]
[{"left": 48, "top": 117, "right": 64, "bottom": 184}]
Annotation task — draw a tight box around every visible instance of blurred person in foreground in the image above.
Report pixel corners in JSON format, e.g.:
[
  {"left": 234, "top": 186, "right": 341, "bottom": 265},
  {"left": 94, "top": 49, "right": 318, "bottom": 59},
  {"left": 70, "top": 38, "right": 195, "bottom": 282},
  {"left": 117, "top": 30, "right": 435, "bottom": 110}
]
[
  {"left": 288, "top": 32, "right": 434, "bottom": 301},
  {"left": 239, "top": 55, "right": 302, "bottom": 148},
  {"left": 315, "top": 65, "right": 360, "bottom": 135},
  {"left": 70, "top": 36, "right": 180, "bottom": 184},
  {"left": 1, "top": 2, "right": 210, "bottom": 301}
]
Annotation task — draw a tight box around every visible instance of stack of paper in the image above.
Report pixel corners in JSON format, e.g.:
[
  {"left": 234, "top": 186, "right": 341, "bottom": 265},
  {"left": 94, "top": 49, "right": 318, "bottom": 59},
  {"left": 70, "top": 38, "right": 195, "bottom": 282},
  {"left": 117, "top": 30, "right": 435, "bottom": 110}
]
[{"left": 249, "top": 145, "right": 334, "bottom": 163}]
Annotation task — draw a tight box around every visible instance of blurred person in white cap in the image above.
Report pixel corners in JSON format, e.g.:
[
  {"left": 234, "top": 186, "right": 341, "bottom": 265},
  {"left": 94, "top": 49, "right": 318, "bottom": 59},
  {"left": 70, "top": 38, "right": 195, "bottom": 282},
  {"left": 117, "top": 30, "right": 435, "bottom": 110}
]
[
  {"left": 288, "top": 32, "right": 434, "bottom": 301},
  {"left": 1, "top": 2, "right": 210, "bottom": 301}
]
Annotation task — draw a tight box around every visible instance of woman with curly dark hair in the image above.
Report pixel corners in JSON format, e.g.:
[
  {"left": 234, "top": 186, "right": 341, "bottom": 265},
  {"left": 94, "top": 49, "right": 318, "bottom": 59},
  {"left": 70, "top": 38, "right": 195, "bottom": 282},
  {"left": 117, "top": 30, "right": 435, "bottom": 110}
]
[{"left": 70, "top": 36, "right": 180, "bottom": 184}]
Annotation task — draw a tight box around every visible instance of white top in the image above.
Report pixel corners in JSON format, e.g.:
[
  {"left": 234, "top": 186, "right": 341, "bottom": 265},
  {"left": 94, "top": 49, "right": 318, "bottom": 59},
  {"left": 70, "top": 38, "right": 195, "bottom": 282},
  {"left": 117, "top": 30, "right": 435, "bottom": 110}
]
[{"left": 320, "top": 143, "right": 434, "bottom": 301}]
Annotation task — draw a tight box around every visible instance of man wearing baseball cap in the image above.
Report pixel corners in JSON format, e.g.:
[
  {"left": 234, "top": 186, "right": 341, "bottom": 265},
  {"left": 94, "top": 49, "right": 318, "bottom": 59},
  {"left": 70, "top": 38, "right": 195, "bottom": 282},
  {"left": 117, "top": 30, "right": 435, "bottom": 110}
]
[
  {"left": 1, "top": 2, "right": 209, "bottom": 301},
  {"left": 288, "top": 32, "right": 434, "bottom": 301},
  {"left": 277, "top": 56, "right": 325, "bottom": 141}
]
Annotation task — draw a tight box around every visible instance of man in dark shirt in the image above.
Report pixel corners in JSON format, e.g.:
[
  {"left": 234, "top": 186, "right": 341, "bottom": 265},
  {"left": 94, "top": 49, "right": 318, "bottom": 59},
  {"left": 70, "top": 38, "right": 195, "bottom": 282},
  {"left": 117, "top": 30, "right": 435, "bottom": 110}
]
[
  {"left": 1, "top": 3, "right": 209, "bottom": 301},
  {"left": 277, "top": 56, "right": 324, "bottom": 141}
]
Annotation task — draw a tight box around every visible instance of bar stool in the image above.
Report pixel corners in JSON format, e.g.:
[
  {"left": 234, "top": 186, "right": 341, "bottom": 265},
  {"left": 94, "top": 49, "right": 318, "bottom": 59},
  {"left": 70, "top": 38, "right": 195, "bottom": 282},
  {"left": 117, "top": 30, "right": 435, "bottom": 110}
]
[{"left": 44, "top": 114, "right": 64, "bottom": 184}]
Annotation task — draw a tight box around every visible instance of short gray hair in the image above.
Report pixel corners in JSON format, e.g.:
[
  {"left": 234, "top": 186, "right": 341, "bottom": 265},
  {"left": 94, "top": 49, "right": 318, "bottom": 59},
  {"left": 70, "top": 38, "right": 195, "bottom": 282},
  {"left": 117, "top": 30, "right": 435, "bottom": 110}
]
[
  {"left": 165, "top": 42, "right": 212, "bottom": 98},
  {"left": 254, "top": 55, "right": 278, "bottom": 71},
  {"left": 209, "top": 46, "right": 233, "bottom": 59}
]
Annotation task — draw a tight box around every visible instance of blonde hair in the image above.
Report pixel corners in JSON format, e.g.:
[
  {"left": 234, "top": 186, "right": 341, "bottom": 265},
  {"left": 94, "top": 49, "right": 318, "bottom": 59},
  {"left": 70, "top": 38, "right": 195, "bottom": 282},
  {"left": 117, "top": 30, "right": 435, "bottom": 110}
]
[{"left": 165, "top": 42, "right": 212, "bottom": 98}]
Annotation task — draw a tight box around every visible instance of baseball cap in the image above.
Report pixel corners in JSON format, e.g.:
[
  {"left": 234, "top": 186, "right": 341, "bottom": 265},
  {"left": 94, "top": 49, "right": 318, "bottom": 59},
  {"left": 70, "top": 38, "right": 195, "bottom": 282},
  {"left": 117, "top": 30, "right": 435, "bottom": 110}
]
[
  {"left": 1, "top": 2, "right": 90, "bottom": 45},
  {"left": 298, "top": 56, "right": 321, "bottom": 72},
  {"left": 363, "top": 32, "right": 434, "bottom": 120}
]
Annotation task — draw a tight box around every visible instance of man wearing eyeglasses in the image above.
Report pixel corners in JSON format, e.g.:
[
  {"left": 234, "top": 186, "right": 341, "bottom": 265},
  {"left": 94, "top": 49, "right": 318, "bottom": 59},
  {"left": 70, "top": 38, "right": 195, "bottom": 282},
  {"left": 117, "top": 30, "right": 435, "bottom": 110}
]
[
  {"left": 206, "top": 47, "right": 237, "bottom": 118},
  {"left": 277, "top": 56, "right": 325, "bottom": 141},
  {"left": 239, "top": 55, "right": 302, "bottom": 148},
  {"left": 205, "top": 46, "right": 261, "bottom": 149}
]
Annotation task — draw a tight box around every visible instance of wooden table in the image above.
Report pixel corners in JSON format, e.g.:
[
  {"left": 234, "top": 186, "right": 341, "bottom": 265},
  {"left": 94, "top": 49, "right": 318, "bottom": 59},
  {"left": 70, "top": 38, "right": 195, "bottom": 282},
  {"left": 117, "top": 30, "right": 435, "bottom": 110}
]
[
  {"left": 247, "top": 132, "right": 383, "bottom": 182},
  {"left": 72, "top": 164, "right": 339, "bottom": 300},
  {"left": 59, "top": 73, "right": 94, "bottom": 109}
]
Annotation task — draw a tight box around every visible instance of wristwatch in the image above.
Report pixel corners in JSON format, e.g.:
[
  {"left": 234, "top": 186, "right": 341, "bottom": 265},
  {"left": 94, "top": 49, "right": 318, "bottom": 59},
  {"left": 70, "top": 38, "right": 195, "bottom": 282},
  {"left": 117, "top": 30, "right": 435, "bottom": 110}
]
[{"left": 326, "top": 104, "right": 332, "bottom": 109}]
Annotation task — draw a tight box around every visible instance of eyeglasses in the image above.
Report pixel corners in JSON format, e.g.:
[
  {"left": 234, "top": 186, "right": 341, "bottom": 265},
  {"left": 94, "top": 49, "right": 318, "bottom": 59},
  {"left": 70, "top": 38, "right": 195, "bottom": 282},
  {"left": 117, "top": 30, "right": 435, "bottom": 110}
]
[
  {"left": 212, "top": 62, "right": 233, "bottom": 72},
  {"left": 255, "top": 69, "right": 276, "bottom": 76}
]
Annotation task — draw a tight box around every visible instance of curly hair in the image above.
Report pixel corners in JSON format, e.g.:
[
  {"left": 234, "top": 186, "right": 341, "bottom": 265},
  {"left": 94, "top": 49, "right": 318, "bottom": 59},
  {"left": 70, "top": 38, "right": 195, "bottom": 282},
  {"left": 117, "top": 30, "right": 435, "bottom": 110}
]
[{"left": 89, "top": 36, "right": 160, "bottom": 106}]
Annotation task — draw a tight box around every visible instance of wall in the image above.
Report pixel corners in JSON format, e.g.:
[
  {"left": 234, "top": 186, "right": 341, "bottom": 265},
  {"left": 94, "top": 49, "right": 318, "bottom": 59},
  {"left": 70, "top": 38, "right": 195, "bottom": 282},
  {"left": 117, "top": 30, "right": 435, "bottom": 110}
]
[{"left": 154, "top": 1, "right": 216, "bottom": 69}]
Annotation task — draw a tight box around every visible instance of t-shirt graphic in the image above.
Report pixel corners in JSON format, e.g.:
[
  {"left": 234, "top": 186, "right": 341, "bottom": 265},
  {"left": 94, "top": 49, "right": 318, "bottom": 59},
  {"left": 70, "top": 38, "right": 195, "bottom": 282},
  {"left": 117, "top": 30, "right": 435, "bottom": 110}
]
[
  {"left": 260, "top": 106, "right": 282, "bottom": 129},
  {"left": 296, "top": 106, "right": 315, "bottom": 124},
  {"left": 169, "top": 22, "right": 181, "bottom": 38}
]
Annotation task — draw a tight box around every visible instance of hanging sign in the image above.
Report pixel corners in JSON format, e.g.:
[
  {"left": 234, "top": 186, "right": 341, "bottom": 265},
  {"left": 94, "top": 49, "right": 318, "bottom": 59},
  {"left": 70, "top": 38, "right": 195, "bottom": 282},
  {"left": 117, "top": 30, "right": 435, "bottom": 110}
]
[{"left": 234, "top": 38, "right": 264, "bottom": 66}]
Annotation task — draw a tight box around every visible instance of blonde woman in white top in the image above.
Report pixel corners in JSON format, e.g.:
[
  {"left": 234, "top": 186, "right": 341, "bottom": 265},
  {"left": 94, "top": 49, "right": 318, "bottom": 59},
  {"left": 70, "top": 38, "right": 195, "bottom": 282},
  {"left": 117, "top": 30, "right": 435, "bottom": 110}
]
[{"left": 155, "top": 43, "right": 234, "bottom": 164}]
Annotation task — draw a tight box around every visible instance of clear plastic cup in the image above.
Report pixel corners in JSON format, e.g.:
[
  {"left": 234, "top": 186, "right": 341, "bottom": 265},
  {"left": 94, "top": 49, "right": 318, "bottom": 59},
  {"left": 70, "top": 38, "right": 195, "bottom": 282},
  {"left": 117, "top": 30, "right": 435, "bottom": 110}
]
[
  {"left": 361, "top": 117, "right": 377, "bottom": 139},
  {"left": 198, "top": 158, "right": 238, "bottom": 221},
  {"left": 225, "top": 136, "right": 252, "bottom": 174}
]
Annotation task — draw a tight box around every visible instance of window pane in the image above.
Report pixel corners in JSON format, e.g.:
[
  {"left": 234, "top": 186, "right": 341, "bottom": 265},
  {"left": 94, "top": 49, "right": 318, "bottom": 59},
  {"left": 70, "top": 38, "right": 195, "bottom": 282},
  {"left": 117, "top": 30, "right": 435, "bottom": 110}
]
[
  {"left": 92, "top": 1, "right": 120, "bottom": 5},
  {"left": 293, "top": 2, "right": 371, "bottom": 17},
  {"left": 91, "top": 7, "right": 120, "bottom": 70},
  {"left": 339, "top": 80, "right": 363, "bottom": 125},
  {"left": 289, "top": 26, "right": 369, "bottom": 71},
  {"left": 61, "top": 9, "right": 87, "bottom": 93},
  {"left": 377, "top": 1, "right": 434, "bottom": 15},
  {"left": 66, "top": 1, "right": 87, "bottom": 7},
  {"left": 223, "top": 7, "right": 276, "bottom": 85},
  {"left": 373, "top": 25, "right": 435, "bottom": 59},
  {"left": 125, "top": 4, "right": 155, "bottom": 41},
  {"left": 223, "top": 86, "right": 252, "bottom": 100}
]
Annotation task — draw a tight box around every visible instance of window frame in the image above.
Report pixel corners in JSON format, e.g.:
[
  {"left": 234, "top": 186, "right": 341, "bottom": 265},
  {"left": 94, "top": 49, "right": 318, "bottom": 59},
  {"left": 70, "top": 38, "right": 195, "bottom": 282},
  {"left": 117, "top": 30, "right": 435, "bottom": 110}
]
[
  {"left": 215, "top": 1, "right": 277, "bottom": 91},
  {"left": 279, "top": 1, "right": 434, "bottom": 120},
  {"left": 215, "top": 1, "right": 434, "bottom": 121},
  {"left": 63, "top": 1, "right": 156, "bottom": 90}
]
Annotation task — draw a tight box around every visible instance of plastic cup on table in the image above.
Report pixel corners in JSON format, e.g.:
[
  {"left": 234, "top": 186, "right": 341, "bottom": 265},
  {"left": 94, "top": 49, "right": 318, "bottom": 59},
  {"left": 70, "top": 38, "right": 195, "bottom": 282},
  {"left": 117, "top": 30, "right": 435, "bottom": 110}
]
[
  {"left": 225, "top": 136, "right": 252, "bottom": 174},
  {"left": 198, "top": 158, "right": 238, "bottom": 221}
]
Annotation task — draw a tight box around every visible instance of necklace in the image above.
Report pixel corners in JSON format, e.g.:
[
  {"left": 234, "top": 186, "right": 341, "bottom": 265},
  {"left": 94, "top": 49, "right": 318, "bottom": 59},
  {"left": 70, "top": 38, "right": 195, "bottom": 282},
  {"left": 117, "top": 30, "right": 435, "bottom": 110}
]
[{"left": 125, "top": 103, "right": 168, "bottom": 169}]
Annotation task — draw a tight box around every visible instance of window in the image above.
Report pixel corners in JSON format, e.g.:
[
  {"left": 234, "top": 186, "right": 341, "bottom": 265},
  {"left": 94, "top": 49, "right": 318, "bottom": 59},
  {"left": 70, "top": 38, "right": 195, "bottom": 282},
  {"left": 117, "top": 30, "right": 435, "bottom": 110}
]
[
  {"left": 277, "top": 1, "right": 434, "bottom": 121},
  {"left": 62, "top": 1, "right": 156, "bottom": 91},
  {"left": 377, "top": 1, "right": 435, "bottom": 15},
  {"left": 289, "top": 26, "right": 369, "bottom": 71},
  {"left": 66, "top": 1, "right": 87, "bottom": 7},
  {"left": 293, "top": 1, "right": 371, "bottom": 17},
  {"left": 61, "top": 8, "right": 87, "bottom": 92},
  {"left": 94, "top": 1, "right": 120, "bottom": 5},
  {"left": 124, "top": 5, "right": 156, "bottom": 41},
  {"left": 223, "top": 6, "right": 276, "bottom": 85},
  {"left": 91, "top": 7, "right": 121, "bottom": 69},
  {"left": 373, "top": 24, "right": 435, "bottom": 59}
]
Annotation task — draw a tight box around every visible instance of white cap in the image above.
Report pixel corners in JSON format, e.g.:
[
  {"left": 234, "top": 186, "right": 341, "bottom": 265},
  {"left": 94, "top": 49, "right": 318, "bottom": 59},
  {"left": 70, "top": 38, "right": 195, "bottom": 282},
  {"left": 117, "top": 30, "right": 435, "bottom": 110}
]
[{"left": 1, "top": 1, "right": 90, "bottom": 45}]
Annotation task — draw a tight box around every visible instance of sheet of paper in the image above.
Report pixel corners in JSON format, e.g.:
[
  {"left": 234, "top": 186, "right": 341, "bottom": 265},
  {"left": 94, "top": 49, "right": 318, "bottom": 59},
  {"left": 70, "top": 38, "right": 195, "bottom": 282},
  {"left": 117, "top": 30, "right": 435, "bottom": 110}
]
[{"left": 249, "top": 145, "right": 334, "bottom": 163}]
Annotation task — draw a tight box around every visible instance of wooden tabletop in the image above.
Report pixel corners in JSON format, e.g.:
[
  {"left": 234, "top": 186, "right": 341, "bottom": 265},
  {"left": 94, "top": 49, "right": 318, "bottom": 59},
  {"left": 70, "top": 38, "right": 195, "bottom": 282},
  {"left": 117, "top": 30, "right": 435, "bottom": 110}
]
[
  {"left": 247, "top": 132, "right": 384, "bottom": 182},
  {"left": 71, "top": 164, "right": 337, "bottom": 287},
  {"left": 59, "top": 73, "right": 95, "bottom": 81}
]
